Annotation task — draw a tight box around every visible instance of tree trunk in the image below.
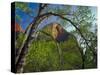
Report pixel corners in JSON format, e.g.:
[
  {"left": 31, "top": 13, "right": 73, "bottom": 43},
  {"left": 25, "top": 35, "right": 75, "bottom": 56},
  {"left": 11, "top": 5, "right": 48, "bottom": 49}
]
[
  {"left": 15, "top": 17, "right": 38, "bottom": 73},
  {"left": 15, "top": 7, "right": 49, "bottom": 72}
]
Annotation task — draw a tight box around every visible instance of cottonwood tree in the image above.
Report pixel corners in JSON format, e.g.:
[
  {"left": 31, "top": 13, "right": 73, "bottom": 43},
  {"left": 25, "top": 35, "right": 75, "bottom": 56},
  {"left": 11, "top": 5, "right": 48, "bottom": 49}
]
[{"left": 70, "top": 6, "right": 97, "bottom": 68}]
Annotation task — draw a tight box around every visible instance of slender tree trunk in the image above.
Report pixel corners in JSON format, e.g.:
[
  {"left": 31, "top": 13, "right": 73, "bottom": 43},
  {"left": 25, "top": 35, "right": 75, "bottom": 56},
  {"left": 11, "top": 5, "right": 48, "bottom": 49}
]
[
  {"left": 81, "top": 54, "right": 85, "bottom": 69},
  {"left": 56, "top": 42, "right": 63, "bottom": 69},
  {"left": 16, "top": 17, "right": 38, "bottom": 73},
  {"left": 15, "top": 4, "right": 48, "bottom": 73}
]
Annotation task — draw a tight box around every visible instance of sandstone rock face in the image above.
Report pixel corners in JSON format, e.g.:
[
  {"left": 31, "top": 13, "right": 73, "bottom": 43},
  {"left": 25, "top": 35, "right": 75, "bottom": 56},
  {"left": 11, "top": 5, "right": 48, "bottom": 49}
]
[
  {"left": 15, "top": 23, "right": 24, "bottom": 33},
  {"left": 41, "top": 23, "right": 70, "bottom": 42},
  {"left": 51, "top": 23, "right": 70, "bottom": 42}
]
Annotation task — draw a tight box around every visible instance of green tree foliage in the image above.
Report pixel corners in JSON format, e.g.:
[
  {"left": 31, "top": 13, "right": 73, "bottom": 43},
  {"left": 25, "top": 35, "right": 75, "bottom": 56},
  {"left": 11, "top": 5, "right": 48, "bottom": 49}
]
[
  {"left": 70, "top": 6, "right": 97, "bottom": 68},
  {"left": 23, "top": 26, "right": 82, "bottom": 72},
  {"left": 16, "top": 33, "right": 25, "bottom": 49}
]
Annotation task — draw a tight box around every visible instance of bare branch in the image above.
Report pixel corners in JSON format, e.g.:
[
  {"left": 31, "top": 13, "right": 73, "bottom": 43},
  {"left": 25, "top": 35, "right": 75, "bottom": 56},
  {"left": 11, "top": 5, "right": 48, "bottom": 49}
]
[{"left": 37, "top": 4, "right": 48, "bottom": 16}]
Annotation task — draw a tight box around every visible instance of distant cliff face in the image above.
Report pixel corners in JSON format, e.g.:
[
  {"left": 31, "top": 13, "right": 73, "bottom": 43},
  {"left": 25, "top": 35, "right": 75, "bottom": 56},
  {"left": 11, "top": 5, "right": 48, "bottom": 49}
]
[
  {"left": 51, "top": 23, "right": 70, "bottom": 42},
  {"left": 42, "top": 23, "right": 70, "bottom": 42},
  {"left": 13, "top": 23, "right": 24, "bottom": 40},
  {"left": 15, "top": 23, "right": 24, "bottom": 33}
]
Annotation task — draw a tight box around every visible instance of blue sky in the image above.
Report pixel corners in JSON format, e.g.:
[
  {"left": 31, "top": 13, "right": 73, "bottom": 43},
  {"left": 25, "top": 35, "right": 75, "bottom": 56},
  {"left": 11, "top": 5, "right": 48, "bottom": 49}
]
[
  {"left": 15, "top": 2, "right": 39, "bottom": 30},
  {"left": 15, "top": 2, "right": 97, "bottom": 32}
]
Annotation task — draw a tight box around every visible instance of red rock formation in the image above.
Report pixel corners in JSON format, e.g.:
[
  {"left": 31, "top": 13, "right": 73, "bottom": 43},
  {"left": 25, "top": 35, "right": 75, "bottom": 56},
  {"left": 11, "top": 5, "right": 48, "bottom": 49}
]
[{"left": 15, "top": 23, "right": 24, "bottom": 33}]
